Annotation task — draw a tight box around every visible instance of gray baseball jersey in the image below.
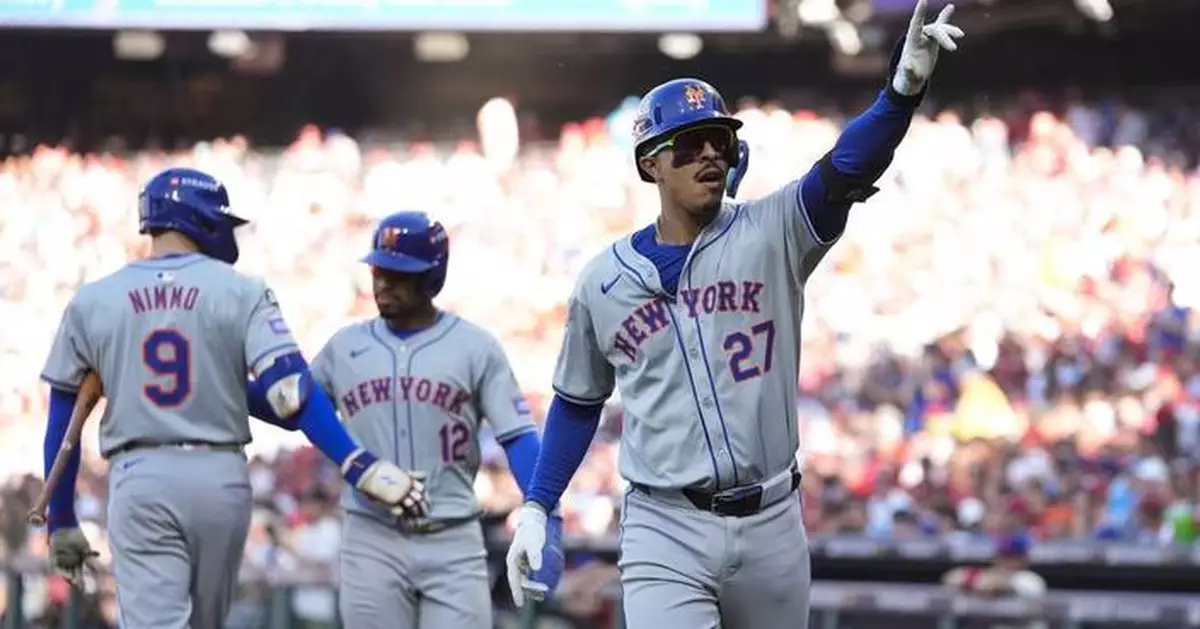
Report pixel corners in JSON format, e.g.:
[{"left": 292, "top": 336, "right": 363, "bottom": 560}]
[
  {"left": 40, "top": 253, "right": 301, "bottom": 456},
  {"left": 554, "top": 179, "right": 830, "bottom": 492},
  {"left": 310, "top": 313, "right": 535, "bottom": 523}
]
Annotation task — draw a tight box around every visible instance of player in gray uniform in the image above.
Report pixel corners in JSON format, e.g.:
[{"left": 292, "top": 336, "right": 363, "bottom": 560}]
[
  {"left": 38, "top": 167, "right": 428, "bottom": 629},
  {"left": 506, "top": 3, "right": 965, "bottom": 627},
  {"left": 300, "top": 211, "right": 563, "bottom": 629}
]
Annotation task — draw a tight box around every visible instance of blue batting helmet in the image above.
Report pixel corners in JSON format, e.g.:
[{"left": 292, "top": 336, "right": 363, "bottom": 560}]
[
  {"left": 138, "top": 167, "right": 248, "bottom": 264},
  {"left": 631, "top": 78, "right": 743, "bottom": 182},
  {"left": 362, "top": 211, "right": 450, "bottom": 298}
]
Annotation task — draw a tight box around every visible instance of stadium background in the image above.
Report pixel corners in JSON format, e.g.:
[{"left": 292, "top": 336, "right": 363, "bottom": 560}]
[{"left": 3, "top": 0, "right": 1200, "bottom": 627}]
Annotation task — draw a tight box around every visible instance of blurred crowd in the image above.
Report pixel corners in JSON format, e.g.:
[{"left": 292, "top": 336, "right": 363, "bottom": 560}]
[{"left": 3, "top": 87, "right": 1200, "bottom": 624}]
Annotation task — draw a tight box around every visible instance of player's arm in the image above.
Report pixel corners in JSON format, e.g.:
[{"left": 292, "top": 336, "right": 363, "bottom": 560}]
[
  {"left": 764, "top": 2, "right": 964, "bottom": 285},
  {"left": 474, "top": 336, "right": 541, "bottom": 493},
  {"left": 38, "top": 297, "right": 93, "bottom": 532},
  {"left": 243, "top": 282, "right": 426, "bottom": 513},
  {"left": 525, "top": 287, "right": 615, "bottom": 513},
  {"left": 245, "top": 341, "right": 337, "bottom": 432}
]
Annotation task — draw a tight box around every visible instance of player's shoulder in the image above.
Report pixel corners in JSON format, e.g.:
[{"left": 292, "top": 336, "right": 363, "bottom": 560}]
[
  {"left": 217, "top": 264, "right": 272, "bottom": 292},
  {"left": 570, "top": 238, "right": 628, "bottom": 303},
  {"left": 66, "top": 262, "right": 145, "bottom": 309},
  {"left": 733, "top": 178, "right": 803, "bottom": 220},
  {"left": 320, "top": 318, "right": 379, "bottom": 352},
  {"left": 440, "top": 313, "right": 504, "bottom": 351}
]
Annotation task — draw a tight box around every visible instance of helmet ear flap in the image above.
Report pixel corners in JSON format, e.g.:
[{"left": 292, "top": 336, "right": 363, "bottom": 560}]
[{"left": 722, "top": 145, "right": 740, "bottom": 167}]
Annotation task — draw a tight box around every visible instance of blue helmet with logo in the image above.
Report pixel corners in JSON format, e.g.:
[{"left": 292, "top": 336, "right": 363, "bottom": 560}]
[
  {"left": 138, "top": 167, "right": 248, "bottom": 264},
  {"left": 362, "top": 211, "right": 450, "bottom": 298},
  {"left": 631, "top": 78, "right": 744, "bottom": 182}
]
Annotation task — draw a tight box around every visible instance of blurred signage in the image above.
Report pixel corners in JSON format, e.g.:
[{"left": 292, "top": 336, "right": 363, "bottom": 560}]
[{"left": 0, "top": 0, "right": 767, "bottom": 31}]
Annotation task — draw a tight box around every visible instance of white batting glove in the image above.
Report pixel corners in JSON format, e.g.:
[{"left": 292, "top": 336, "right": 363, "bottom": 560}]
[
  {"left": 344, "top": 451, "right": 429, "bottom": 518},
  {"left": 505, "top": 502, "right": 548, "bottom": 607},
  {"left": 892, "top": 0, "right": 965, "bottom": 96}
]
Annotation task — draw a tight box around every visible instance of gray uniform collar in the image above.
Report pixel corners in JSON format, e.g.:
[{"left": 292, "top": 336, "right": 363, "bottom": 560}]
[
  {"left": 611, "top": 202, "right": 740, "bottom": 297},
  {"left": 369, "top": 312, "right": 458, "bottom": 348}
]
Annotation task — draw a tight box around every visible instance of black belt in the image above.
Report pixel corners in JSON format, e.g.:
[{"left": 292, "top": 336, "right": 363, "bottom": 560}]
[
  {"left": 633, "top": 469, "right": 802, "bottom": 518},
  {"left": 397, "top": 514, "right": 478, "bottom": 535},
  {"left": 107, "top": 440, "right": 244, "bottom": 458}
]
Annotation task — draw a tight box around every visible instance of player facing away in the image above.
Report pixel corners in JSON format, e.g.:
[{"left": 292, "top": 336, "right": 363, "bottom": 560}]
[
  {"left": 506, "top": 2, "right": 964, "bottom": 628},
  {"left": 285, "top": 211, "right": 562, "bottom": 629},
  {"left": 38, "top": 167, "right": 428, "bottom": 629}
]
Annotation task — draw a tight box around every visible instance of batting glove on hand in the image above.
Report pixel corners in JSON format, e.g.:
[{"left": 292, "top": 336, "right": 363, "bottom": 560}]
[
  {"left": 523, "top": 513, "right": 564, "bottom": 603},
  {"left": 506, "top": 502, "right": 564, "bottom": 607},
  {"left": 48, "top": 527, "right": 99, "bottom": 588},
  {"left": 343, "top": 449, "right": 429, "bottom": 518},
  {"left": 892, "top": 0, "right": 965, "bottom": 96}
]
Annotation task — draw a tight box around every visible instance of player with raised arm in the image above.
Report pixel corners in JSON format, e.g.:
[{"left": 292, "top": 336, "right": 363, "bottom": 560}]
[
  {"left": 251, "top": 211, "right": 563, "bottom": 629},
  {"left": 505, "top": 3, "right": 964, "bottom": 627},
  {"left": 38, "top": 167, "right": 427, "bottom": 629}
]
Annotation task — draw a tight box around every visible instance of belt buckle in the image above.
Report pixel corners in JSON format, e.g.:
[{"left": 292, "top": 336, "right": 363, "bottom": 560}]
[
  {"left": 711, "top": 485, "right": 763, "bottom": 517},
  {"left": 403, "top": 518, "right": 442, "bottom": 534}
]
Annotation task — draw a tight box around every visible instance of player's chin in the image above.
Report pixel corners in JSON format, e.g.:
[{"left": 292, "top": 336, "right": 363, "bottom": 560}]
[
  {"left": 375, "top": 297, "right": 403, "bottom": 318},
  {"left": 688, "top": 182, "right": 725, "bottom": 212}
]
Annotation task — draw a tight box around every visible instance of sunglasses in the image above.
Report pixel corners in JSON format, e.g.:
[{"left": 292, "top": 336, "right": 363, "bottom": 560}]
[{"left": 642, "top": 124, "right": 739, "bottom": 169}]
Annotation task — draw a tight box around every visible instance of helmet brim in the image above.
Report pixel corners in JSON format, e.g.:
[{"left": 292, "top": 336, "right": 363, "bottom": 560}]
[{"left": 362, "top": 251, "right": 436, "bottom": 274}]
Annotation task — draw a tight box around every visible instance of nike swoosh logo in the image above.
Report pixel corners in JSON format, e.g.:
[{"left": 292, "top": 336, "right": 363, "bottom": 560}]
[
  {"left": 600, "top": 276, "right": 621, "bottom": 294},
  {"left": 349, "top": 347, "right": 371, "bottom": 358}
]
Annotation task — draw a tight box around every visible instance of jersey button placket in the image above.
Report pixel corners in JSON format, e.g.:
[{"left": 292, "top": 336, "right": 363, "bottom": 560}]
[{"left": 680, "top": 322, "right": 727, "bottom": 485}]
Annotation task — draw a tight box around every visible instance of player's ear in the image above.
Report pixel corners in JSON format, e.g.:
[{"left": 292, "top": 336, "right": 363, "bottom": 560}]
[{"left": 639, "top": 155, "right": 663, "bottom": 182}]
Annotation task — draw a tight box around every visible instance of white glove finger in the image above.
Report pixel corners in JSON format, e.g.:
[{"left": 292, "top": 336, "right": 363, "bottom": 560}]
[
  {"left": 934, "top": 3, "right": 955, "bottom": 25},
  {"left": 526, "top": 544, "right": 543, "bottom": 572},
  {"left": 923, "top": 25, "right": 958, "bottom": 51},
  {"left": 506, "top": 550, "right": 527, "bottom": 607},
  {"left": 906, "top": 0, "right": 928, "bottom": 42},
  {"left": 942, "top": 25, "right": 965, "bottom": 39}
]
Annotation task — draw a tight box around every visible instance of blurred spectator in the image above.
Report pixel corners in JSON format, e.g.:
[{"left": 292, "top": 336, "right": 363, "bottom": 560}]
[{"left": 941, "top": 535, "right": 1047, "bottom": 600}]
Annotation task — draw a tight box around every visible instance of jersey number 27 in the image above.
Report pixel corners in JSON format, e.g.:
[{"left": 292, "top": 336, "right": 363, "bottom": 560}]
[
  {"left": 142, "top": 328, "right": 192, "bottom": 408},
  {"left": 724, "top": 320, "right": 776, "bottom": 382}
]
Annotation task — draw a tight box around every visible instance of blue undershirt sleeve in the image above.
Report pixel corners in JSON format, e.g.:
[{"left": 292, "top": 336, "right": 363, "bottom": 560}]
[
  {"left": 44, "top": 387, "right": 81, "bottom": 533},
  {"left": 525, "top": 395, "right": 603, "bottom": 513},
  {"left": 800, "top": 88, "right": 919, "bottom": 241},
  {"left": 500, "top": 431, "right": 541, "bottom": 495}
]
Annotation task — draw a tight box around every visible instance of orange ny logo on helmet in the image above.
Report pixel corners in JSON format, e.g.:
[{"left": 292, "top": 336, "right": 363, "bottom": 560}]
[
  {"left": 378, "top": 226, "right": 403, "bottom": 250},
  {"left": 683, "top": 84, "right": 707, "bottom": 110}
]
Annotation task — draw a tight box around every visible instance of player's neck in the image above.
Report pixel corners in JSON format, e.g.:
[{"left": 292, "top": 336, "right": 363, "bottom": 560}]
[
  {"left": 383, "top": 305, "right": 439, "bottom": 332},
  {"left": 655, "top": 207, "right": 713, "bottom": 245},
  {"left": 148, "top": 232, "right": 201, "bottom": 258}
]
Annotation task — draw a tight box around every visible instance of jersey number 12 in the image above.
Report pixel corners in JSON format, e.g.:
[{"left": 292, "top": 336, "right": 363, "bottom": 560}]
[
  {"left": 142, "top": 328, "right": 192, "bottom": 408},
  {"left": 724, "top": 320, "right": 776, "bottom": 382}
]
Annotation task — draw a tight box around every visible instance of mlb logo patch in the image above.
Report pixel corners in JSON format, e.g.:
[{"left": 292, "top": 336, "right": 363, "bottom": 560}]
[{"left": 513, "top": 396, "right": 531, "bottom": 416}]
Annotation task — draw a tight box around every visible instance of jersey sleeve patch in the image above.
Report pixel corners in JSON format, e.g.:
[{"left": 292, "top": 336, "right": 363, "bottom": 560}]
[{"left": 267, "top": 316, "right": 290, "bottom": 335}]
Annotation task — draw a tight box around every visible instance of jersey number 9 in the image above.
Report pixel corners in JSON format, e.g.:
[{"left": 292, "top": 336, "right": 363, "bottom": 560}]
[
  {"left": 142, "top": 328, "right": 192, "bottom": 408},
  {"left": 724, "top": 320, "right": 776, "bottom": 382}
]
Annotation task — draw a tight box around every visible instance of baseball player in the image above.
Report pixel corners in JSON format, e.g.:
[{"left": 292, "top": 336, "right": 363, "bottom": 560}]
[
  {"left": 505, "top": 2, "right": 964, "bottom": 627},
  {"left": 282, "top": 211, "right": 562, "bottom": 629},
  {"left": 39, "top": 167, "right": 427, "bottom": 629}
]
